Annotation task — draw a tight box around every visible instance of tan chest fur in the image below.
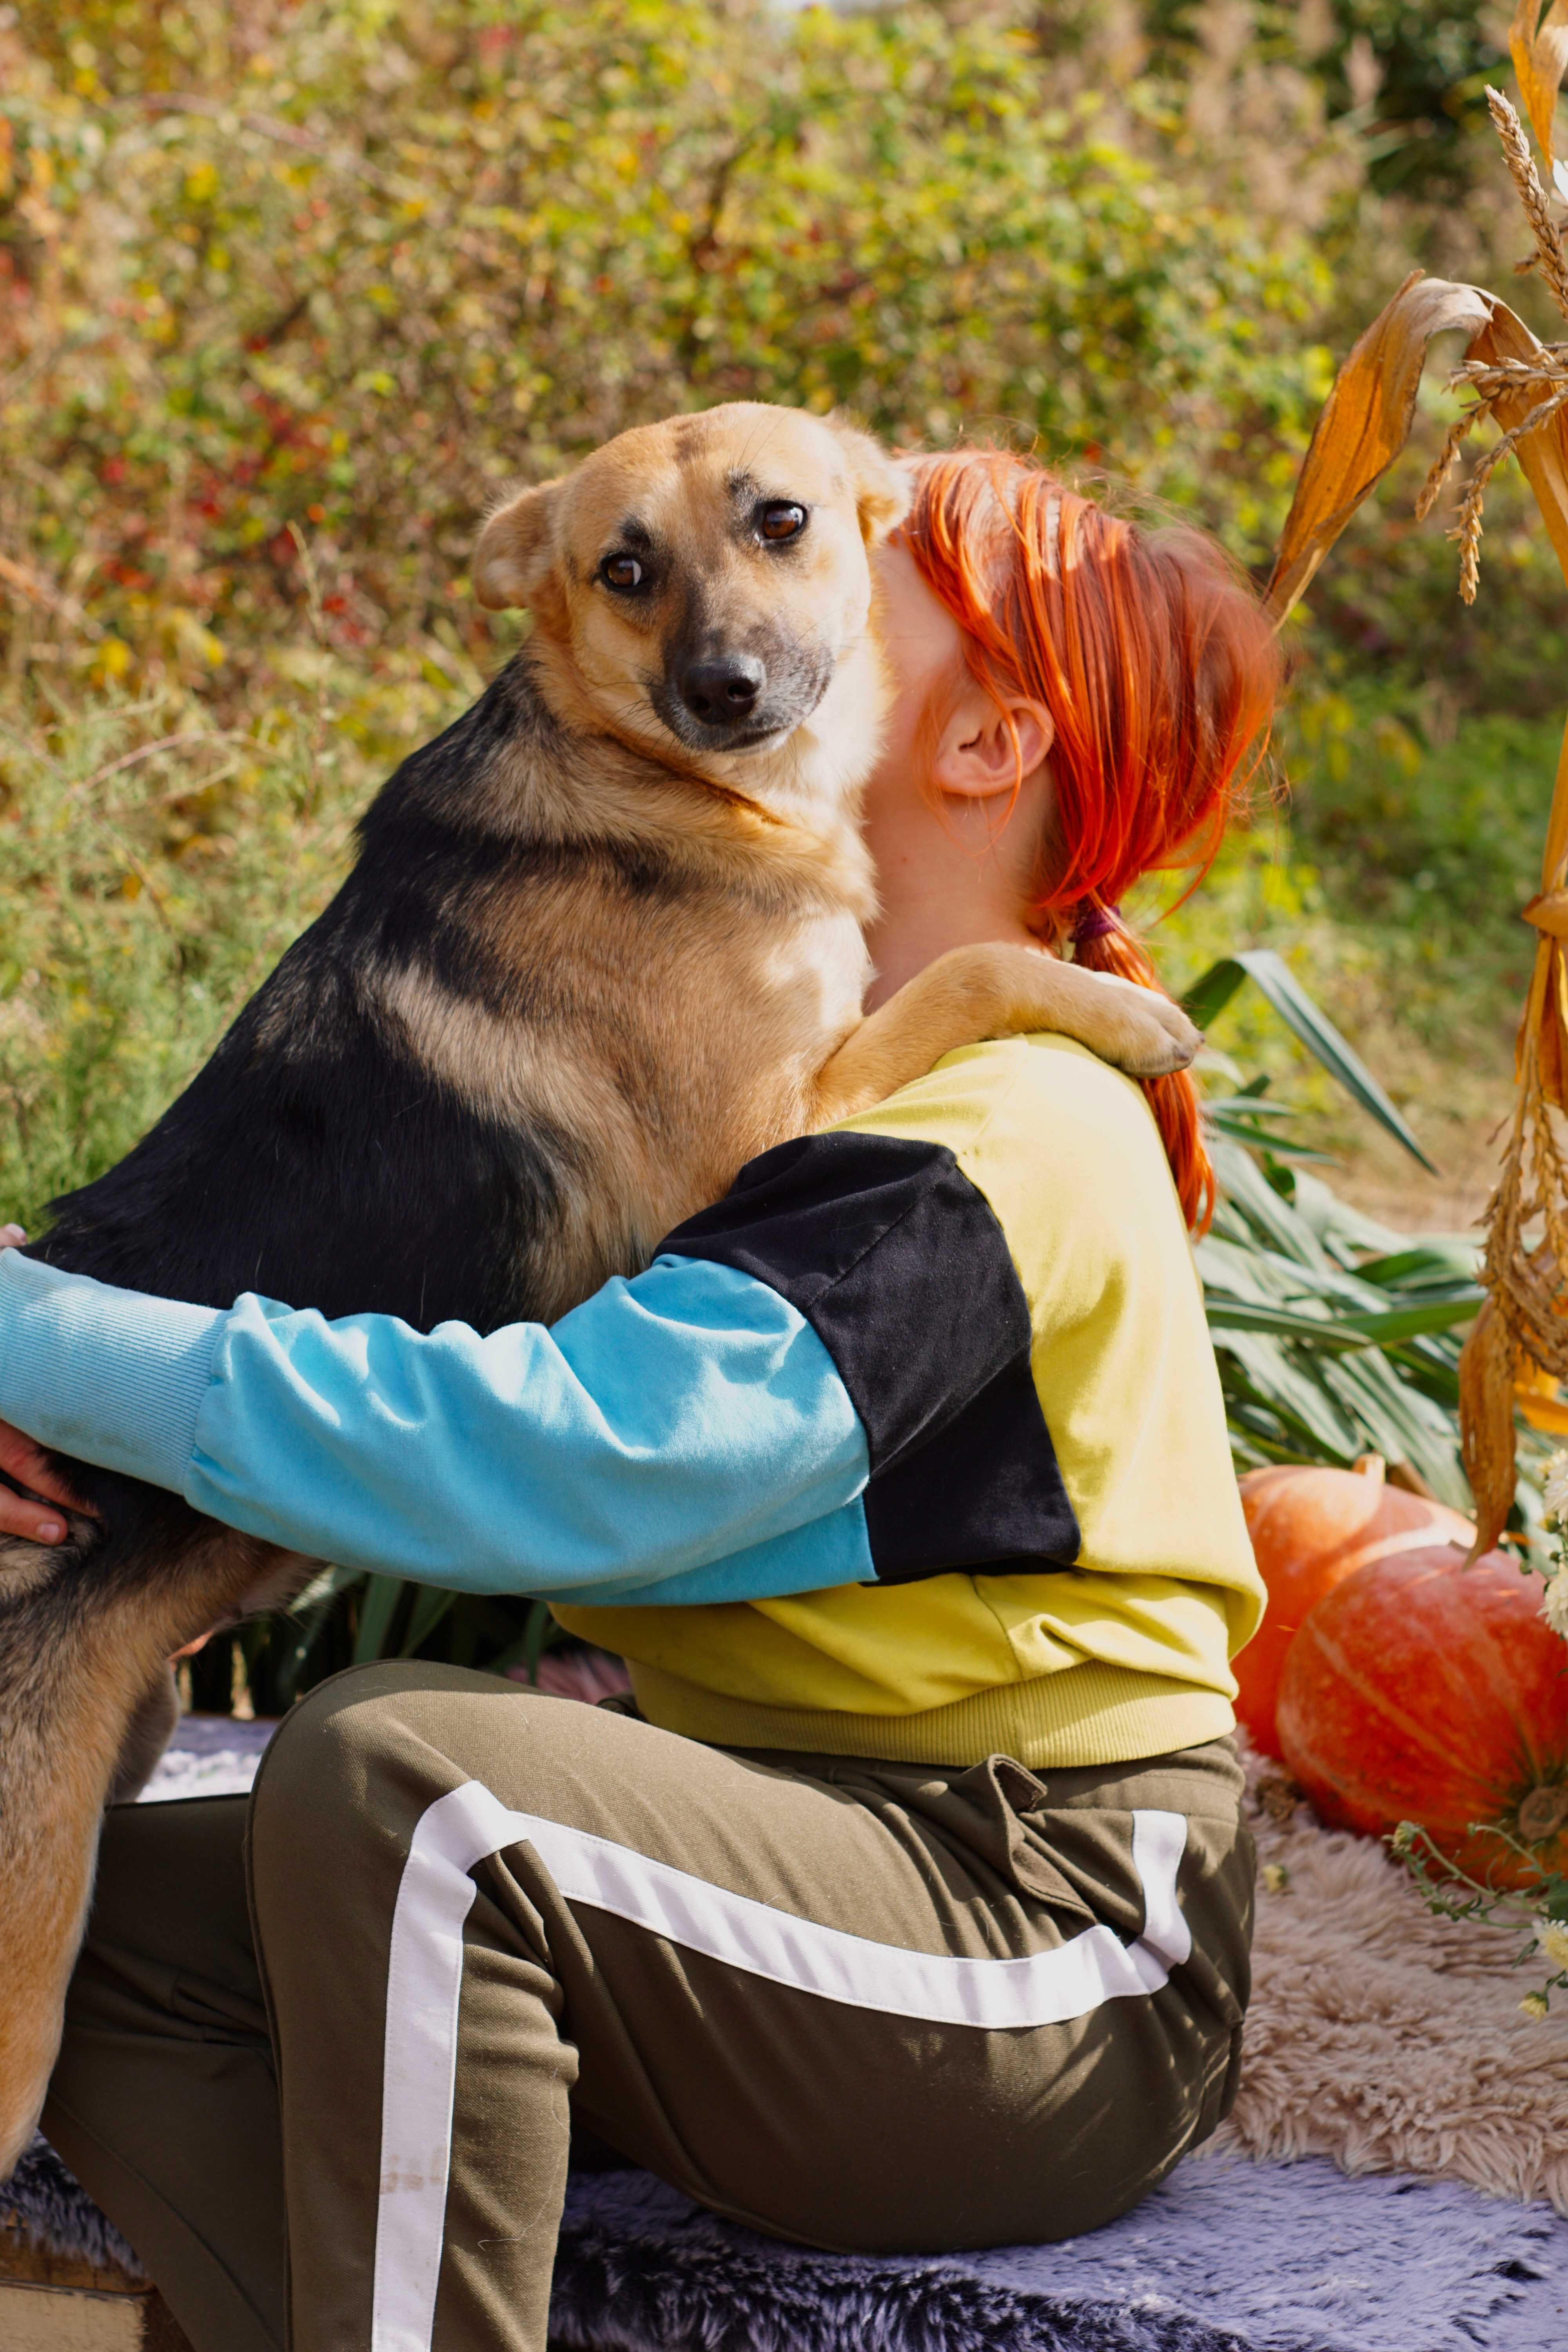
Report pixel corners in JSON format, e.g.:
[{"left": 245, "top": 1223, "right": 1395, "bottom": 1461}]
[{"left": 378, "top": 726, "right": 874, "bottom": 1318}]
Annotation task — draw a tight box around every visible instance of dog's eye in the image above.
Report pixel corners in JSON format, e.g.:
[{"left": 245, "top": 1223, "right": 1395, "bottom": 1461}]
[
  {"left": 600, "top": 554, "right": 645, "bottom": 591},
  {"left": 759, "top": 503, "right": 807, "bottom": 543}
]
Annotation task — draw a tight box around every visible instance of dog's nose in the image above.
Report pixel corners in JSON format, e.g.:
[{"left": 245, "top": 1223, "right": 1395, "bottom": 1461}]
[{"left": 679, "top": 653, "right": 766, "bottom": 728}]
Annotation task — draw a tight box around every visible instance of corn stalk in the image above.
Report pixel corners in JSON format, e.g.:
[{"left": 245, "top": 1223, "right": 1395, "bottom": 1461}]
[{"left": 1264, "top": 38, "right": 1568, "bottom": 1558}]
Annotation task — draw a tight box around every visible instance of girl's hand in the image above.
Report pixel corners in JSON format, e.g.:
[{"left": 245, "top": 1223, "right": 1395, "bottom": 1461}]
[
  {"left": 0, "top": 1223, "right": 98, "bottom": 1544},
  {"left": 0, "top": 1416, "right": 94, "bottom": 1544},
  {"left": 0, "top": 1415, "right": 205, "bottom": 1655}
]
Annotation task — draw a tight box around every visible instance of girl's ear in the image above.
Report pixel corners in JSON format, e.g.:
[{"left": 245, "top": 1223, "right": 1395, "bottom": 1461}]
[{"left": 932, "top": 684, "right": 1055, "bottom": 801}]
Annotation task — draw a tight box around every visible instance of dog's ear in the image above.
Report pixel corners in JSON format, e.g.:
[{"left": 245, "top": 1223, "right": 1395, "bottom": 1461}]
[
  {"left": 826, "top": 414, "right": 909, "bottom": 545},
  {"left": 472, "top": 479, "right": 564, "bottom": 611}
]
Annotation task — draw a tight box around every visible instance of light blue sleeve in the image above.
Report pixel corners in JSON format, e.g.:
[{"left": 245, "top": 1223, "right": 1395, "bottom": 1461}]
[{"left": 0, "top": 1249, "right": 873, "bottom": 1598}]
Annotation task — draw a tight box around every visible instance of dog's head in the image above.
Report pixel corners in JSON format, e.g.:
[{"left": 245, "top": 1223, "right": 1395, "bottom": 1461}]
[{"left": 473, "top": 403, "right": 907, "bottom": 801}]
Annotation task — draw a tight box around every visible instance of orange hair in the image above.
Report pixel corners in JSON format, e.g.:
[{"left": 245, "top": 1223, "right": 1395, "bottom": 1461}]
[{"left": 898, "top": 448, "right": 1281, "bottom": 1234}]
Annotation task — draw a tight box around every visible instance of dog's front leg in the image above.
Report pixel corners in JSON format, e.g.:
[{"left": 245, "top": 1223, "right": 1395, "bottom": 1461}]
[
  {"left": 810, "top": 940, "right": 1201, "bottom": 1125},
  {"left": 107, "top": 1665, "right": 182, "bottom": 1805}
]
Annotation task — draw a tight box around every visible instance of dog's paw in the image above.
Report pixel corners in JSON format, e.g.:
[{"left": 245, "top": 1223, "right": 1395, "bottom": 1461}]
[
  {"left": 1111, "top": 992, "right": 1202, "bottom": 1077},
  {"left": 1060, "top": 966, "right": 1201, "bottom": 1076}
]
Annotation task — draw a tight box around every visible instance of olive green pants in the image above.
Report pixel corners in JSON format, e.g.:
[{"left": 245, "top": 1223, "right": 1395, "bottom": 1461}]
[{"left": 43, "top": 1665, "right": 1254, "bottom": 2352}]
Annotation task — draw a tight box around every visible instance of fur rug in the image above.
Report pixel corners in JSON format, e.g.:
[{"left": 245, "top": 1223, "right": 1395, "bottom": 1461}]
[
  {"left": 1217, "top": 1735, "right": 1568, "bottom": 2214},
  {"left": 1, "top": 2133, "right": 141, "bottom": 2273},
  {"left": 9, "top": 2132, "right": 1566, "bottom": 2350},
  {"left": 548, "top": 2156, "right": 1568, "bottom": 2352}
]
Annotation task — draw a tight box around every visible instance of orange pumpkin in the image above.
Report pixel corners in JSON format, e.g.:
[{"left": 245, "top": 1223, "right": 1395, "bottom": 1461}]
[
  {"left": 1277, "top": 1543, "right": 1568, "bottom": 1887},
  {"left": 1235, "top": 1457, "right": 1474, "bottom": 1757}
]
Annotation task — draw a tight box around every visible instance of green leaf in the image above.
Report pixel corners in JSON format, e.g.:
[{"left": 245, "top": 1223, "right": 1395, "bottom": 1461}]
[
  {"left": 1356, "top": 1242, "right": 1481, "bottom": 1288},
  {"left": 1319, "top": 1348, "right": 1469, "bottom": 1509},
  {"left": 1186, "top": 949, "right": 1437, "bottom": 1172},
  {"left": 1205, "top": 1294, "right": 1480, "bottom": 1347},
  {"left": 401, "top": 1584, "right": 457, "bottom": 1658},
  {"left": 1181, "top": 958, "right": 1250, "bottom": 1031},
  {"left": 1207, "top": 1300, "right": 1366, "bottom": 1347},
  {"left": 1208, "top": 1137, "right": 1335, "bottom": 1269},
  {"left": 1341, "top": 1295, "right": 1481, "bottom": 1341},
  {"left": 1211, "top": 1327, "right": 1364, "bottom": 1457},
  {"left": 353, "top": 1573, "right": 406, "bottom": 1664},
  {"left": 485, "top": 1598, "right": 566, "bottom": 1684}
]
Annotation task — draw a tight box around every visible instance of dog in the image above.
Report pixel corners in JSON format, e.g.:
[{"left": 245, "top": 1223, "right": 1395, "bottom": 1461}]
[{"left": 0, "top": 403, "right": 1197, "bottom": 2167}]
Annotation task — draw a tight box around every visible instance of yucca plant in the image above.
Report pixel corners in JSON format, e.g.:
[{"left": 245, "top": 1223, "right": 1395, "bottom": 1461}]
[{"left": 1187, "top": 947, "right": 1485, "bottom": 1518}]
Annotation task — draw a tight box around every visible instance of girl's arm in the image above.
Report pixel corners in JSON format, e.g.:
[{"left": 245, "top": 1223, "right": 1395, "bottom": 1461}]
[
  {"left": 0, "top": 1120, "right": 1066, "bottom": 1602},
  {"left": 0, "top": 1241, "right": 872, "bottom": 1602}
]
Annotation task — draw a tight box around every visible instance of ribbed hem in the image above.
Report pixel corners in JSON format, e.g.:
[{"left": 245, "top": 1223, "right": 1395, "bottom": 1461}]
[
  {"left": 625, "top": 1657, "right": 1238, "bottom": 1769},
  {"left": 0, "top": 1250, "right": 223, "bottom": 1495}
]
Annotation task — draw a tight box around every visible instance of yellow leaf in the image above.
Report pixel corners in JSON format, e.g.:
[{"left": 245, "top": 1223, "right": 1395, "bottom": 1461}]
[
  {"left": 1265, "top": 272, "right": 1495, "bottom": 625},
  {"left": 1511, "top": 0, "right": 1568, "bottom": 168},
  {"left": 1517, "top": 1387, "right": 1568, "bottom": 1434}
]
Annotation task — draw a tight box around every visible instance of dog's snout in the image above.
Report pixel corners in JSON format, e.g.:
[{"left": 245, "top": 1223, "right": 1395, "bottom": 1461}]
[
  {"left": 679, "top": 652, "right": 766, "bottom": 728},
  {"left": 653, "top": 616, "right": 831, "bottom": 757}
]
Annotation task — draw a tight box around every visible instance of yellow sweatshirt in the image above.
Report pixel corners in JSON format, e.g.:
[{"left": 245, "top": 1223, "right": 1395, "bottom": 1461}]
[{"left": 555, "top": 1033, "right": 1262, "bottom": 1768}]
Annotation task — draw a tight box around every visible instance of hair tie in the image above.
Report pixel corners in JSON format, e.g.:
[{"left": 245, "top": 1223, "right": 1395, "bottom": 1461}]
[{"left": 1071, "top": 900, "right": 1122, "bottom": 948}]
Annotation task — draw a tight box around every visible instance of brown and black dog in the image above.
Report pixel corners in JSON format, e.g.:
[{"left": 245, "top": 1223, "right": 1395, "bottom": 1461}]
[{"left": 0, "top": 403, "right": 1196, "bottom": 2167}]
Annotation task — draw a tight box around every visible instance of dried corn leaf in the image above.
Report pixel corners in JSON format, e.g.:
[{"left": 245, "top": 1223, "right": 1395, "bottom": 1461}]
[
  {"left": 1523, "top": 887, "right": 1568, "bottom": 935},
  {"left": 1546, "top": 713, "right": 1568, "bottom": 900},
  {"left": 1510, "top": 0, "right": 1568, "bottom": 169},
  {"left": 1265, "top": 273, "right": 1495, "bottom": 624},
  {"left": 1465, "top": 304, "right": 1568, "bottom": 601},
  {"left": 1539, "top": 936, "right": 1568, "bottom": 1109},
  {"left": 1459, "top": 1298, "right": 1522, "bottom": 1559}
]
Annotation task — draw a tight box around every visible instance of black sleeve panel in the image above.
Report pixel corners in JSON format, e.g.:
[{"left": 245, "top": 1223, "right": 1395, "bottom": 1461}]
[{"left": 658, "top": 1131, "right": 1080, "bottom": 1585}]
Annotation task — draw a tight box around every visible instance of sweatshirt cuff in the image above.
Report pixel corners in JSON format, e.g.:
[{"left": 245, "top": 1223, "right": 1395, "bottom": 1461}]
[{"left": 0, "top": 1251, "right": 225, "bottom": 1495}]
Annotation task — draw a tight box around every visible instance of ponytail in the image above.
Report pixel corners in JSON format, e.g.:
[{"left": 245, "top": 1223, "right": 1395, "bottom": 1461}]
[
  {"left": 900, "top": 451, "right": 1281, "bottom": 1234},
  {"left": 1069, "top": 902, "right": 1214, "bottom": 1233}
]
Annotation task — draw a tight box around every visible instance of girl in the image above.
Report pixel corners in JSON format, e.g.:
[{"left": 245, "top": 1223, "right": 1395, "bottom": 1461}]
[{"left": 0, "top": 448, "right": 1279, "bottom": 2352}]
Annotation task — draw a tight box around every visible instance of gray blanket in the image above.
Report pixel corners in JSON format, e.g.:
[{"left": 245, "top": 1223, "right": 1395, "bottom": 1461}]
[{"left": 548, "top": 2155, "right": 1568, "bottom": 2352}]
